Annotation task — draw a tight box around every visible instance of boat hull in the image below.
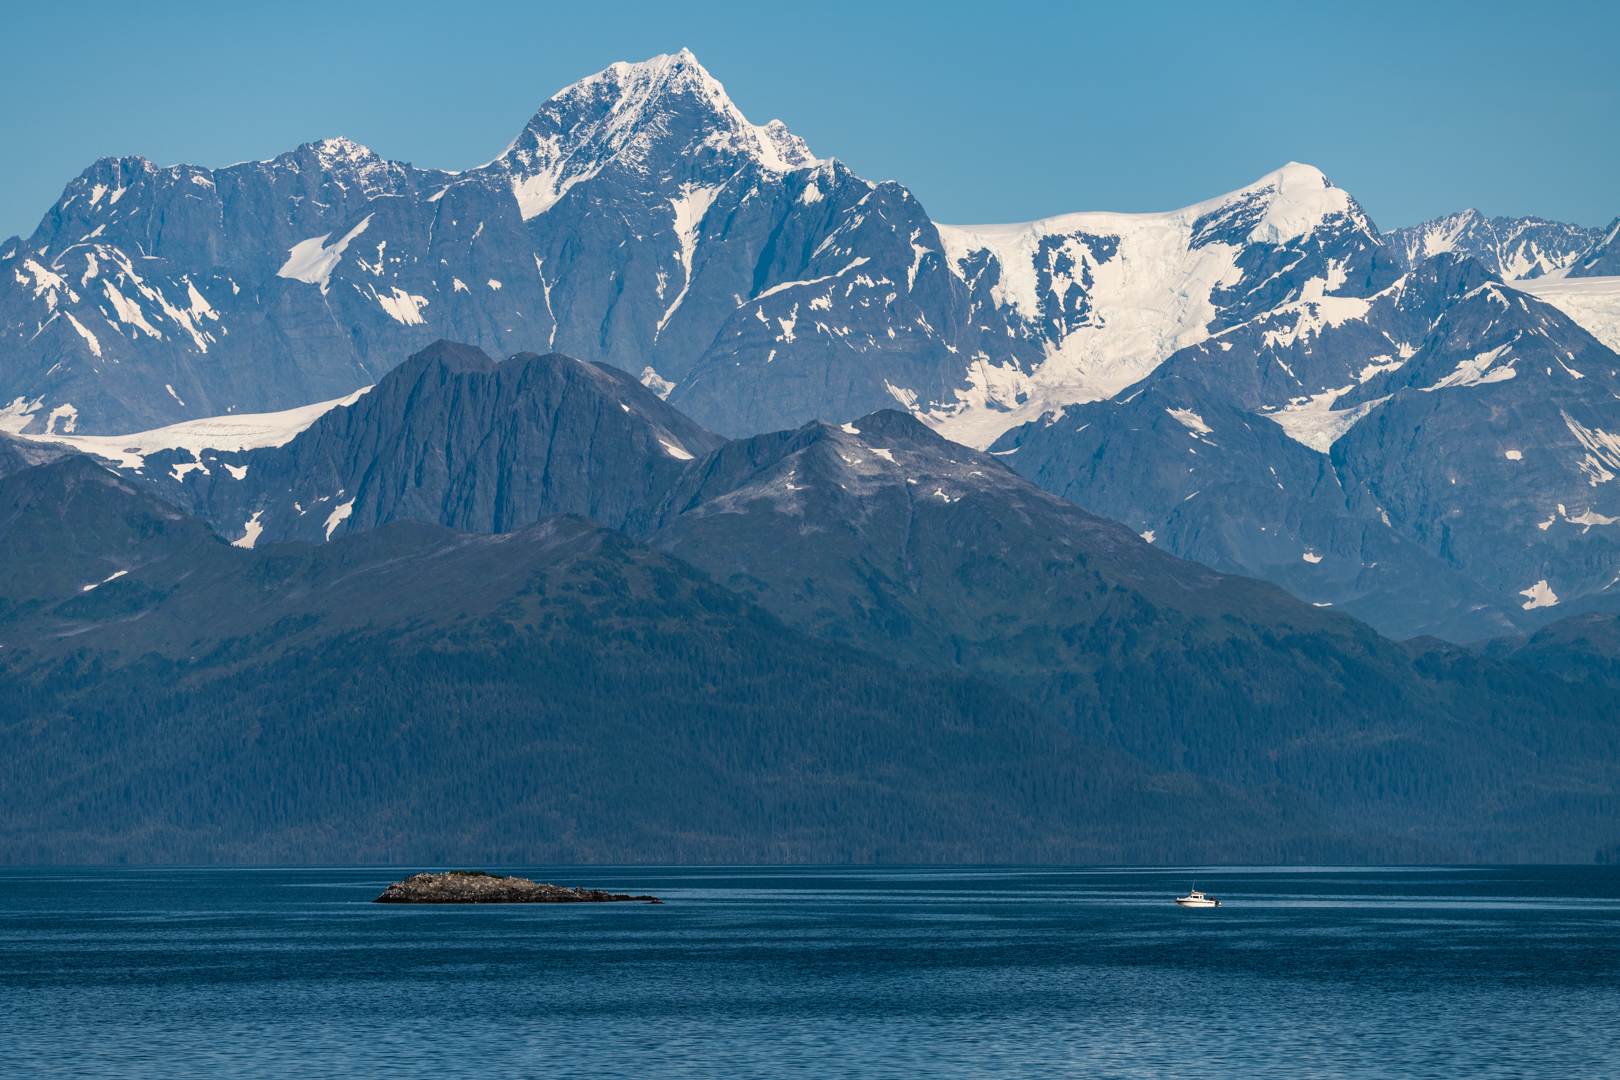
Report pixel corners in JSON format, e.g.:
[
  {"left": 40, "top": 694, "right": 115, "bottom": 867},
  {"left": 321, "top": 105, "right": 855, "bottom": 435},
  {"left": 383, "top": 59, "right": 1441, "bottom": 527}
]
[{"left": 1175, "top": 898, "right": 1220, "bottom": 907}]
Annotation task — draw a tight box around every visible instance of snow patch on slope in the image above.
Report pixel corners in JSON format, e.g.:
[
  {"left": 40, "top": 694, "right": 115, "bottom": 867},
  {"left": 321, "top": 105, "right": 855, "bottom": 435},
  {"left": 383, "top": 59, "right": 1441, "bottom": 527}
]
[
  {"left": 1264, "top": 394, "right": 1388, "bottom": 453},
  {"left": 324, "top": 498, "right": 355, "bottom": 541},
  {"left": 277, "top": 215, "right": 374, "bottom": 293},
  {"left": 65, "top": 313, "right": 101, "bottom": 356},
  {"left": 1510, "top": 276, "right": 1620, "bottom": 354},
  {"left": 0, "top": 396, "right": 44, "bottom": 434},
  {"left": 1563, "top": 410, "right": 1620, "bottom": 488},
  {"left": 1165, "top": 408, "right": 1212, "bottom": 434},
  {"left": 656, "top": 182, "right": 723, "bottom": 337},
  {"left": 13, "top": 386, "right": 373, "bottom": 468},
  {"left": 232, "top": 511, "right": 264, "bottom": 549},
  {"left": 1520, "top": 580, "right": 1558, "bottom": 609},
  {"left": 376, "top": 287, "right": 429, "bottom": 326},
  {"left": 1422, "top": 343, "right": 1519, "bottom": 391}
]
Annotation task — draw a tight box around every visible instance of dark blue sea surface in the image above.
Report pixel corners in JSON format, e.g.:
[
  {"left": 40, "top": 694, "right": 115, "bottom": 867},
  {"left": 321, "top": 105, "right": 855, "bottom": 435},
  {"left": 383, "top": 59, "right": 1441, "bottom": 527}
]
[{"left": 2, "top": 865, "right": 1617, "bottom": 1077}]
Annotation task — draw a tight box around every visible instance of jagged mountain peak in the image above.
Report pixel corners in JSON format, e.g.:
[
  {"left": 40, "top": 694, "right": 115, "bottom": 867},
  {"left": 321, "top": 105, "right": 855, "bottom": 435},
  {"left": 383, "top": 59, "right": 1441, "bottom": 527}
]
[
  {"left": 496, "top": 49, "right": 819, "bottom": 220},
  {"left": 305, "top": 135, "right": 381, "bottom": 166},
  {"left": 1390, "top": 207, "right": 1488, "bottom": 261},
  {"left": 48, "top": 155, "right": 161, "bottom": 220},
  {"left": 274, "top": 136, "right": 422, "bottom": 199},
  {"left": 39, "top": 135, "right": 419, "bottom": 253},
  {"left": 1382, "top": 209, "right": 1607, "bottom": 281}
]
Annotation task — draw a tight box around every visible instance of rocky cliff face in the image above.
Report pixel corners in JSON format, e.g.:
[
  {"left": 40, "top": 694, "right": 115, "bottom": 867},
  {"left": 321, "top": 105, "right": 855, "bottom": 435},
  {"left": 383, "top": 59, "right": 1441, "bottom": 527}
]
[
  {"left": 1572, "top": 218, "right": 1620, "bottom": 277},
  {"left": 1382, "top": 210, "right": 1604, "bottom": 280}
]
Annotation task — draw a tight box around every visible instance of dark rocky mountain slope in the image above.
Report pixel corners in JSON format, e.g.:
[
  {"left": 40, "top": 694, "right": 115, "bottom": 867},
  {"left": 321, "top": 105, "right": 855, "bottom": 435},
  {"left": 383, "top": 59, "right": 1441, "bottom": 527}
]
[
  {"left": 1479, "top": 610, "right": 1620, "bottom": 689},
  {"left": 129, "top": 339, "right": 726, "bottom": 544},
  {"left": 638, "top": 409, "right": 1620, "bottom": 858}
]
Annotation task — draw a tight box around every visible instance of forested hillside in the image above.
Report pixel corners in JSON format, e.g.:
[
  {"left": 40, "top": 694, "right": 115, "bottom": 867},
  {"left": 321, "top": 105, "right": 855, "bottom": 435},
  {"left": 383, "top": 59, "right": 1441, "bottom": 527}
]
[
  {"left": 2, "top": 457, "right": 1617, "bottom": 862},
  {"left": 1, "top": 458, "right": 1388, "bottom": 864}
]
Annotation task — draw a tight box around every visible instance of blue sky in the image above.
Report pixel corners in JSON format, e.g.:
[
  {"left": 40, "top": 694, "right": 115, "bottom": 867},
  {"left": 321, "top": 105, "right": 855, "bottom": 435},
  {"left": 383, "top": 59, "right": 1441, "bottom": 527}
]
[{"left": 2, "top": 0, "right": 1615, "bottom": 239}]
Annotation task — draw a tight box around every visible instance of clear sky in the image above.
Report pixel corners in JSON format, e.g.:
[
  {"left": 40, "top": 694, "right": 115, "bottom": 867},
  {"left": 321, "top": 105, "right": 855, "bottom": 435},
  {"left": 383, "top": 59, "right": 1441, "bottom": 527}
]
[{"left": 2, "top": 0, "right": 1615, "bottom": 240}]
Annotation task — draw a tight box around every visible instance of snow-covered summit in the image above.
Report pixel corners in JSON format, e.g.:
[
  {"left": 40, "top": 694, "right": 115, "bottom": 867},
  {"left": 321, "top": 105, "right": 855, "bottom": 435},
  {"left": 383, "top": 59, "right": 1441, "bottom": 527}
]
[
  {"left": 927, "top": 163, "right": 1386, "bottom": 447},
  {"left": 1186, "top": 162, "right": 1372, "bottom": 247},
  {"left": 495, "top": 49, "right": 819, "bottom": 220}
]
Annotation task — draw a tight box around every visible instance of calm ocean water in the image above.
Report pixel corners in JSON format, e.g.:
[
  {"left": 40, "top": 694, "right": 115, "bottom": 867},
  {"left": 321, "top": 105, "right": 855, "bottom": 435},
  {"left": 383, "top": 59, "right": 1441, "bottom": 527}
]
[{"left": 2, "top": 865, "right": 1617, "bottom": 1078}]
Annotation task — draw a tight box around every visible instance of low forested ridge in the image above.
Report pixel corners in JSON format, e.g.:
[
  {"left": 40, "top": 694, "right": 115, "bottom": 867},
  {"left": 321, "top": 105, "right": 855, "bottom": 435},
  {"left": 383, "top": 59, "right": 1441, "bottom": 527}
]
[
  {"left": 1, "top": 456, "right": 1617, "bottom": 863},
  {"left": 0, "top": 470, "right": 1373, "bottom": 864}
]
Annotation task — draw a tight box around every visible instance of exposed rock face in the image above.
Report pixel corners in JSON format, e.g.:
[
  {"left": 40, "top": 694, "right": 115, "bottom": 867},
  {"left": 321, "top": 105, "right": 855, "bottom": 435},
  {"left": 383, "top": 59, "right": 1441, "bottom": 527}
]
[
  {"left": 1382, "top": 209, "right": 1604, "bottom": 280},
  {"left": 373, "top": 872, "right": 660, "bottom": 904},
  {"left": 1572, "top": 218, "right": 1620, "bottom": 277},
  {"left": 0, "top": 433, "right": 73, "bottom": 480}
]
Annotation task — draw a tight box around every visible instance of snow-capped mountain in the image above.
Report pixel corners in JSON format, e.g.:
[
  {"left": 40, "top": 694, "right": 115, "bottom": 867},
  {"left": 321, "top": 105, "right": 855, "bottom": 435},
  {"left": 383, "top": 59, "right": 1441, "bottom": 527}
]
[
  {"left": 8, "top": 48, "right": 1620, "bottom": 641},
  {"left": 2, "top": 55, "right": 1428, "bottom": 454},
  {"left": 923, "top": 163, "right": 1398, "bottom": 447},
  {"left": 0, "top": 50, "right": 1022, "bottom": 442},
  {"left": 0, "top": 137, "right": 463, "bottom": 434},
  {"left": 493, "top": 51, "right": 818, "bottom": 220},
  {"left": 989, "top": 246, "right": 1620, "bottom": 640},
  {"left": 1382, "top": 209, "right": 1604, "bottom": 280},
  {"left": 1378, "top": 211, "right": 1620, "bottom": 354}
]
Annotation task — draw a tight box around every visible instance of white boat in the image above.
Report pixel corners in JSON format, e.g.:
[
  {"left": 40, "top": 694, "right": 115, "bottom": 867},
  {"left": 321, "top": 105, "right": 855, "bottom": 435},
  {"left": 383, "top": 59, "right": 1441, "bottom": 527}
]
[{"left": 1175, "top": 886, "right": 1220, "bottom": 907}]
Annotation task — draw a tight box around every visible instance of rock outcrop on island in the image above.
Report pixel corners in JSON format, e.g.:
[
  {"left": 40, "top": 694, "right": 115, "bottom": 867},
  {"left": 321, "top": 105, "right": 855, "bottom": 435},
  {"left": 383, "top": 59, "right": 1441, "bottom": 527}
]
[{"left": 373, "top": 871, "right": 661, "bottom": 904}]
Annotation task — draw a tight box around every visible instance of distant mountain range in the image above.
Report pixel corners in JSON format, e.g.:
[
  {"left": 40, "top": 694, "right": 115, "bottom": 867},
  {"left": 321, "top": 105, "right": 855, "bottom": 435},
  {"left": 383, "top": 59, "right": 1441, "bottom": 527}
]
[
  {"left": 3, "top": 52, "right": 1620, "bottom": 864},
  {"left": 1383, "top": 209, "right": 1620, "bottom": 280},
  {"left": 4, "top": 51, "right": 1619, "bottom": 643}
]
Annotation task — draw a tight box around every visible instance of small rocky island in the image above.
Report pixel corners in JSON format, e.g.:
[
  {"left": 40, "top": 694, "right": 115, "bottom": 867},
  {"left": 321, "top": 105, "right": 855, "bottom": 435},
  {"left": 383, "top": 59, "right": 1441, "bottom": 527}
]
[{"left": 374, "top": 871, "right": 661, "bottom": 904}]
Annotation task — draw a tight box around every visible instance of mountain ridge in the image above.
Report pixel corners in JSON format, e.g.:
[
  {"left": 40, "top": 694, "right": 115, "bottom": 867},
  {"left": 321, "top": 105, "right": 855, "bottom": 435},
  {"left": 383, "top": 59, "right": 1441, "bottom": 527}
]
[
  {"left": 2, "top": 454, "right": 1449, "bottom": 865},
  {"left": 4, "top": 50, "right": 1619, "bottom": 645}
]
